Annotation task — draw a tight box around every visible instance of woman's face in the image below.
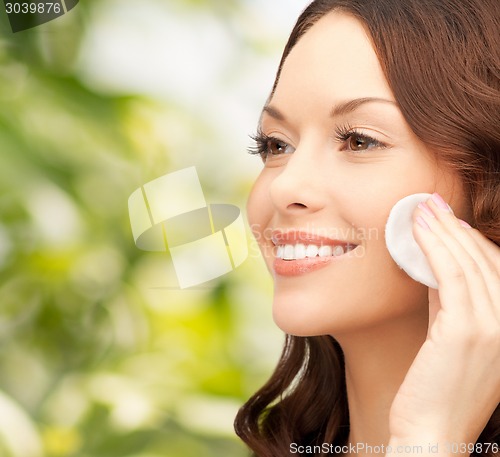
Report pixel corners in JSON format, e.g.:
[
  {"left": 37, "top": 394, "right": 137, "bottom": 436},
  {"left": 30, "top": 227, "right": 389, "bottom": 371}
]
[{"left": 247, "top": 12, "right": 468, "bottom": 337}]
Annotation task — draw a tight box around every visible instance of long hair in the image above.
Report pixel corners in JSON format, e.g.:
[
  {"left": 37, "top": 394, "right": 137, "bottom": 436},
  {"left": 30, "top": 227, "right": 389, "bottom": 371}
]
[{"left": 235, "top": 0, "right": 500, "bottom": 456}]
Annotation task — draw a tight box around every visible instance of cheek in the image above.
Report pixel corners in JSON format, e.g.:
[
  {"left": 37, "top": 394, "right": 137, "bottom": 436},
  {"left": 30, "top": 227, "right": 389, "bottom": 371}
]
[
  {"left": 331, "top": 180, "right": 390, "bottom": 239},
  {"left": 331, "top": 156, "right": 442, "bottom": 235}
]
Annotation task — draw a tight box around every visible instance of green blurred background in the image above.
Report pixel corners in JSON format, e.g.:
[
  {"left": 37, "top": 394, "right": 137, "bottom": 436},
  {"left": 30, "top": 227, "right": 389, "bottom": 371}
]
[{"left": 0, "top": 1, "right": 309, "bottom": 455}]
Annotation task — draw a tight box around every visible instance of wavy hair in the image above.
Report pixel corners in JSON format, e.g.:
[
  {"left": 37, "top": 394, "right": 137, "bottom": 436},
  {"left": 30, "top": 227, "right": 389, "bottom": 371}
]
[{"left": 234, "top": 0, "right": 500, "bottom": 456}]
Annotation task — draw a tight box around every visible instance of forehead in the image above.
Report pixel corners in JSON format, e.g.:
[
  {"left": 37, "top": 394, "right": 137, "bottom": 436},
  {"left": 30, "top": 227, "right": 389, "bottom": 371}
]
[{"left": 271, "top": 12, "right": 394, "bottom": 113}]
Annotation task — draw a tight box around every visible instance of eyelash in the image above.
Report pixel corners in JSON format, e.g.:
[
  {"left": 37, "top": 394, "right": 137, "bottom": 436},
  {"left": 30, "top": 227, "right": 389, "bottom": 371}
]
[
  {"left": 248, "top": 125, "right": 387, "bottom": 160},
  {"left": 333, "top": 124, "right": 387, "bottom": 151},
  {"left": 247, "top": 130, "right": 290, "bottom": 161}
]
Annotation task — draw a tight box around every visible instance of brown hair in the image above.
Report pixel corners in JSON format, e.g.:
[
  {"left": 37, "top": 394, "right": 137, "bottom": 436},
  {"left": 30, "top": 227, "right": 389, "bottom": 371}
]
[{"left": 234, "top": 0, "right": 500, "bottom": 456}]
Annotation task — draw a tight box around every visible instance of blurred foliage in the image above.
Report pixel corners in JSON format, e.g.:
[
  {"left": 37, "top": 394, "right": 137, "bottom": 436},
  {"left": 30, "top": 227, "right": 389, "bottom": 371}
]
[{"left": 0, "top": 0, "right": 282, "bottom": 456}]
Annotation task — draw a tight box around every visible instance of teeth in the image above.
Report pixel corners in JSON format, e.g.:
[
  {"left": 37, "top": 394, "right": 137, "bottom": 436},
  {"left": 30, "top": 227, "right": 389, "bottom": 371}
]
[
  {"left": 305, "top": 245, "right": 319, "bottom": 258},
  {"left": 333, "top": 245, "right": 345, "bottom": 257},
  {"left": 295, "top": 244, "right": 306, "bottom": 259},
  {"left": 283, "top": 244, "right": 295, "bottom": 260},
  {"left": 318, "top": 245, "right": 333, "bottom": 257},
  {"left": 276, "top": 243, "right": 353, "bottom": 260}
]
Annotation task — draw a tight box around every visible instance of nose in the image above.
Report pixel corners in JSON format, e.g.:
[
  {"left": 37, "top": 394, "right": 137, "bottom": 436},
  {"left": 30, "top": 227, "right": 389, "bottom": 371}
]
[{"left": 269, "top": 142, "right": 328, "bottom": 217}]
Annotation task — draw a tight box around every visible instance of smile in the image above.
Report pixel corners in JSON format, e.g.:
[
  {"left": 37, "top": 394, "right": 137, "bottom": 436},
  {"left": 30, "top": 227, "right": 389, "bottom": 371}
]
[
  {"left": 276, "top": 243, "right": 356, "bottom": 260},
  {"left": 271, "top": 230, "right": 359, "bottom": 276}
]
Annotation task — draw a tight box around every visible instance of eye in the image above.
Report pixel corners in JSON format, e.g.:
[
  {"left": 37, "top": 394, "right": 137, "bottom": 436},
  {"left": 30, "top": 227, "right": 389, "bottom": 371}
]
[
  {"left": 248, "top": 132, "right": 295, "bottom": 162},
  {"left": 266, "top": 138, "right": 295, "bottom": 156},
  {"left": 334, "top": 126, "right": 387, "bottom": 153},
  {"left": 348, "top": 133, "right": 379, "bottom": 151}
]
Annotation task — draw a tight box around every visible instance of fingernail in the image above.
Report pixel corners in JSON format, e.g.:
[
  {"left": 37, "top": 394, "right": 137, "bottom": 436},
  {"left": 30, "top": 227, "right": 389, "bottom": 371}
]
[
  {"left": 459, "top": 219, "right": 472, "bottom": 229},
  {"left": 417, "top": 202, "right": 435, "bottom": 218},
  {"left": 431, "top": 193, "right": 452, "bottom": 212},
  {"left": 416, "top": 216, "right": 430, "bottom": 230}
]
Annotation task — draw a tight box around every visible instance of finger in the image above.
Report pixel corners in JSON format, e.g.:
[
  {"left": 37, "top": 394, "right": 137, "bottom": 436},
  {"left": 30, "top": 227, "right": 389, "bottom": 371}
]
[
  {"left": 413, "top": 215, "right": 474, "bottom": 315},
  {"left": 414, "top": 196, "right": 496, "bottom": 319},
  {"left": 427, "top": 194, "right": 499, "bottom": 275},
  {"left": 467, "top": 228, "right": 500, "bottom": 270},
  {"left": 416, "top": 210, "right": 493, "bottom": 316},
  {"left": 466, "top": 229, "right": 500, "bottom": 320},
  {"left": 424, "top": 194, "right": 499, "bottom": 316}
]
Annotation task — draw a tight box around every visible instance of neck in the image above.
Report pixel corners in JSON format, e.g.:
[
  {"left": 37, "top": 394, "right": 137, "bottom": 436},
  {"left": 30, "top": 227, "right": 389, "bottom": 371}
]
[{"left": 335, "top": 311, "right": 428, "bottom": 453}]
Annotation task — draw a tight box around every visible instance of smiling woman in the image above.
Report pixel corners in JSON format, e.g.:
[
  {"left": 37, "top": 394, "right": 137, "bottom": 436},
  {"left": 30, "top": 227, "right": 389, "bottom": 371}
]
[{"left": 234, "top": 0, "right": 499, "bottom": 456}]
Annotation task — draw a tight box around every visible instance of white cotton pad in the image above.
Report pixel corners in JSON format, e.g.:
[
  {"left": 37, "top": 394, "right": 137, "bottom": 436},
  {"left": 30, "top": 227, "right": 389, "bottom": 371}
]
[{"left": 385, "top": 193, "right": 438, "bottom": 289}]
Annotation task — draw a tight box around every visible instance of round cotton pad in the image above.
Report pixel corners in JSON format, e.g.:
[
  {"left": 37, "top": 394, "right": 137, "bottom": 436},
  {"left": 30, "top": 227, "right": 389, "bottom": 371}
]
[{"left": 385, "top": 193, "right": 438, "bottom": 289}]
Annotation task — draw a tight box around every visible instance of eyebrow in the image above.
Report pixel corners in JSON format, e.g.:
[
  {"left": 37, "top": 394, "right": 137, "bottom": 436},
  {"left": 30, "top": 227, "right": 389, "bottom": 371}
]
[
  {"left": 262, "top": 97, "right": 397, "bottom": 121},
  {"left": 330, "top": 97, "right": 397, "bottom": 117}
]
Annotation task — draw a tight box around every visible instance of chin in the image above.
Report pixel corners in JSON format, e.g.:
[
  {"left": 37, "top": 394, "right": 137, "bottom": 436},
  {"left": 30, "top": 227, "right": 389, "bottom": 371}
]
[
  {"left": 271, "top": 279, "right": 429, "bottom": 338},
  {"left": 271, "top": 290, "right": 364, "bottom": 337}
]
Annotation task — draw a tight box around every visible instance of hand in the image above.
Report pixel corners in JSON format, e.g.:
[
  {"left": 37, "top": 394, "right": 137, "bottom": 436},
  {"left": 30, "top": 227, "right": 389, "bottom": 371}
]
[{"left": 388, "top": 193, "right": 500, "bottom": 451}]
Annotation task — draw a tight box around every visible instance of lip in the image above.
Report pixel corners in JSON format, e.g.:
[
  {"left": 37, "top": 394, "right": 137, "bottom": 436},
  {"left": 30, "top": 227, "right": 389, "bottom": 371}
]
[
  {"left": 271, "top": 229, "right": 358, "bottom": 277},
  {"left": 271, "top": 229, "right": 357, "bottom": 247}
]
